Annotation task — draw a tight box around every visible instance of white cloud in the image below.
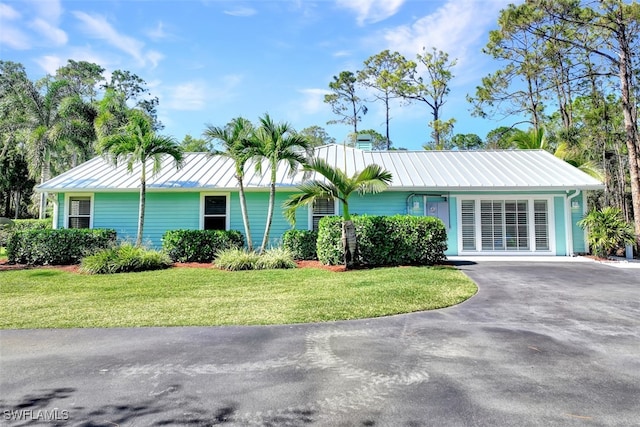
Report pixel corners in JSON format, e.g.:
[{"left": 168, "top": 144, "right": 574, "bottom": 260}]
[
  {"left": 333, "top": 50, "right": 352, "bottom": 58},
  {"left": 298, "top": 88, "right": 330, "bottom": 114},
  {"left": 224, "top": 6, "right": 257, "bottom": 17},
  {"left": 72, "top": 11, "right": 162, "bottom": 68},
  {"left": 0, "top": 3, "right": 20, "bottom": 20},
  {"left": 165, "top": 81, "right": 207, "bottom": 111},
  {"left": 35, "top": 55, "right": 66, "bottom": 75},
  {"left": 26, "top": 0, "right": 63, "bottom": 21},
  {"left": 146, "top": 21, "right": 169, "bottom": 41},
  {"left": 336, "top": 0, "right": 405, "bottom": 26},
  {"left": 29, "top": 18, "right": 68, "bottom": 46},
  {"left": 0, "top": 25, "right": 30, "bottom": 50},
  {"left": 380, "top": 0, "right": 510, "bottom": 67}
]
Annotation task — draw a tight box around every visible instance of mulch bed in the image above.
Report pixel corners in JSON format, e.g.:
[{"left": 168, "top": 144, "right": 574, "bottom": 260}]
[{"left": 0, "top": 259, "right": 347, "bottom": 273}]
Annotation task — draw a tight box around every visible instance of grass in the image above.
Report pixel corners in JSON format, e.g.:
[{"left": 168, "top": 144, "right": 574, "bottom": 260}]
[{"left": 0, "top": 265, "right": 477, "bottom": 329}]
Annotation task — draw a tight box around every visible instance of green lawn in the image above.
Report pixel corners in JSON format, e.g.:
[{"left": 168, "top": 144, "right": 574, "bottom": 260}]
[{"left": 0, "top": 265, "right": 477, "bottom": 329}]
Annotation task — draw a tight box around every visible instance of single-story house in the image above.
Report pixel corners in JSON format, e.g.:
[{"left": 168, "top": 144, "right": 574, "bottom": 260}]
[{"left": 37, "top": 143, "right": 603, "bottom": 256}]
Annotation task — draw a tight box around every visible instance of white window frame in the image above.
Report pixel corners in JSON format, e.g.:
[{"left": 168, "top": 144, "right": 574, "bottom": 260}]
[
  {"left": 457, "top": 195, "right": 556, "bottom": 255},
  {"left": 64, "top": 193, "right": 94, "bottom": 229},
  {"left": 308, "top": 197, "right": 339, "bottom": 231},
  {"left": 200, "top": 193, "right": 230, "bottom": 230}
]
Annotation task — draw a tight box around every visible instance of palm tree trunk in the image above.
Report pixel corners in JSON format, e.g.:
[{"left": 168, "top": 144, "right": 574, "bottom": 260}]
[
  {"left": 342, "top": 220, "right": 357, "bottom": 268},
  {"left": 238, "top": 179, "right": 253, "bottom": 251},
  {"left": 260, "top": 167, "right": 277, "bottom": 254},
  {"left": 137, "top": 164, "right": 146, "bottom": 247}
]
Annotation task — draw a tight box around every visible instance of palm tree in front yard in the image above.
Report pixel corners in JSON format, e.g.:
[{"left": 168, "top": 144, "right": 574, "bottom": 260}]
[
  {"left": 253, "top": 114, "right": 310, "bottom": 253},
  {"left": 98, "top": 109, "right": 183, "bottom": 246},
  {"left": 284, "top": 157, "right": 393, "bottom": 268},
  {"left": 203, "top": 117, "right": 257, "bottom": 250}
]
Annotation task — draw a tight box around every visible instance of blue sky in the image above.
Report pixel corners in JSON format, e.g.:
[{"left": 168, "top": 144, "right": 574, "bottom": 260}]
[{"left": 0, "top": 0, "right": 522, "bottom": 150}]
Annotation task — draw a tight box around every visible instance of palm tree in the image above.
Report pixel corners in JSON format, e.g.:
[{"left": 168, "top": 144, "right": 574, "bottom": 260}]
[
  {"left": 253, "top": 114, "right": 310, "bottom": 253},
  {"left": 284, "top": 157, "right": 393, "bottom": 268},
  {"left": 203, "top": 117, "right": 256, "bottom": 250},
  {"left": 510, "top": 127, "right": 546, "bottom": 149},
  {"left": 98, "top": 109, "right": 183, "bottom": 246}
]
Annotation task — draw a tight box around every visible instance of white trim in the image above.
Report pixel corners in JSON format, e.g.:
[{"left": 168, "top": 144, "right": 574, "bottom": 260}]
[
  {"left": 457, "top": 195, "right": 556, "bottom": 255},
  {"left": 52, "top": 195, "right": 59, "bottom": 230},
  {"left": 307, "top": 197, "right": 339, "bottom": 231},
  {"left": 199, "top": 192, "right": 230, "bottom": 230},
  {"left": 64, "top": 193, "right": 94, "bottom": 229},
  {"left": 565, "top": 190, "right": 581, "bottom": 256}
]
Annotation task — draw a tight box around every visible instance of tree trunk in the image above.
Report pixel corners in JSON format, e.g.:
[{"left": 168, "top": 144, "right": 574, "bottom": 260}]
[
  {"left": 341, "top": 220, "right": 357, "bottom": 268},
  {"left": 237, "top": 178, "right": 253, "bottom": 251},
  {"left": 260, "top": 168, "right": 277, "bottom": 254},
  {"left": 137, "top": 164, "right": 146, "bottom": 247},
  {"left": 617, "top": 26, "right": 640, "bottom": 251}
]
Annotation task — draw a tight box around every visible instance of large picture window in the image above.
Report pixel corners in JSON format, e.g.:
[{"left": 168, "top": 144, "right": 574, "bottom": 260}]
[
  {"left": 203, "top": 195, "right": 227, "bottom": 230},
  {"left": 460, "top": 198, "right": 552, "bottom": 253},
  {"left": 67, "top": 196, "right": 91, "bottom": 229}
]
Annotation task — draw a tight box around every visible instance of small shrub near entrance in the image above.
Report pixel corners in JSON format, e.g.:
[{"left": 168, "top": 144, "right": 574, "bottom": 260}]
[{"left": 282, "top": 229, "right": 318, "bottom": 260}]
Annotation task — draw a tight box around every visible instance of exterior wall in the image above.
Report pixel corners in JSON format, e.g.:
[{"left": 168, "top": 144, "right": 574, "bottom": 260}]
[{"left": 54, "top": 188, "right": 587, "bottom": 256}]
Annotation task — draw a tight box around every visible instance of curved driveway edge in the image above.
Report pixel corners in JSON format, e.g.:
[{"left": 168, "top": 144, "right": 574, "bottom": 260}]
[{"left": 1, "top": 261, "right": 639, "bottom": 426}]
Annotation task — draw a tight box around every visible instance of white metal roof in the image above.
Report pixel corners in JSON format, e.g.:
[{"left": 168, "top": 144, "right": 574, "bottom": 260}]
[{"left": 37, "top": 144, "right": 604, "bottom": 193}]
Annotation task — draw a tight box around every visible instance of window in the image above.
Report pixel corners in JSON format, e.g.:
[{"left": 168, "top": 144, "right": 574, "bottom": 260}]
[
  {"left": 68, "top": 196, "right": 91, "bottom": 228},
  {"left": 311, "top": 197, "right": 335, "bottom": 231},
  {"left": 203, "top": 195, "right": 227, "bottom": 230},
  {"left": 460, "top": 198, "right": 552, "bottom": 253}
]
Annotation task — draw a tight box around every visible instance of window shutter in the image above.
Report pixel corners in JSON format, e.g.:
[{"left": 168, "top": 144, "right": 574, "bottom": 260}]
[{"left": 461, "top": 200, "right": 475, "bottom": 250}]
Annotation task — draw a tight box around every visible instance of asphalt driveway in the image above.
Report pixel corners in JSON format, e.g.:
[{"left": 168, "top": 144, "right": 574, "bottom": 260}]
[{"left": 1, "top": 260, "right": 639, "bottom": 426}]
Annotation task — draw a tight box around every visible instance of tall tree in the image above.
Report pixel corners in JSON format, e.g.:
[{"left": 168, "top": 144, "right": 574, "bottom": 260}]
[
  {"left": 203, "top": 117, "right": 256, "bottom": 251},
  {"left": 253, "top": 114, "right": 309, "bottom": 253},
  {"left": 298, "top": 125, "right": 336, "bottom": 147},
  {"left": 490, "top": 0, "right": 640, "bottom": 250},
  {"left": 283, "top": 157, "right": 392, "bottom": 268},
  {"left": 451, "top": 133, "right": 484, "bottom": 151},
  {"left": 98, "top": 110, "right": 183, "bottom": 246},
  {"left": 357, "top": 50, "right": 413, "bottom": 149},
  {"left": 103, "top": 70, "right": 162, "bottom": 130},
  {"left": 324, "top": 71, "right": 367, "bottom": 133},
  {"left": 55, "top": 60, "right": 105, "bottom": 101},
  {"left": 399, "top": 47, "right": 457, "bottom": 148},
  {"left": 180, "top": 134, "right": 210, "bottom": 152}
]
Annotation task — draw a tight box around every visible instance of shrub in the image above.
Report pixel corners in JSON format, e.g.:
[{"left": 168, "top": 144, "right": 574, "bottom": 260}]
[
  {"left": 316, "top": 215, "right": 447, "bottom": 267},
  {"left": 578, "top": 206, "right": 636, "bottom": 258},
  {"left": 256, "top": 247, "right": 297, "bottom": 269},
  {"left": 7, "top": 228, "right": 117, "bottom": 265},
  {"left": 282, "top": 229, "right": 318, "bottom": 260},
  {"left": 0, "top": 218, "right": 51, "bottom": 247},
  {"left": 214, "top": 248, "right": 260, "bottom": 271},
  {"left": 80, "top": 243, "right": 172, "bottom": 274},
  {"left": 162, "top": 229, "right": 244, "bottom": 262}
]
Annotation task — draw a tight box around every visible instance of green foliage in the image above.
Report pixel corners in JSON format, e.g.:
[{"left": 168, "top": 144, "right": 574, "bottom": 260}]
[
  {"left": 317, "top": 215, "right": 447, "bottom": 266},
  {"left": 0, "top": 218, "right": 52, "bottom": 246},
  {"left": 282, "top": 229, "right": 318, "bottom": 260},
  {"left": 162, "top": 229, "right": 244, "bottom": 263},
  {"left": 255, "top": 247, "right": 297, "bottom": 270},
  {"left": 578, "top": 207, "right": 636, "bottom": 258},
  {"left": 214, "top": 248, "right": 261, "bottom": 271},
  {"left": 7, "top": 228, "right": 116, "bottom": 265},
  {"left": 80, "top": 242, "right": 172, "bottom": 274},
  {"left": 214, "top": 247, "right": 297, "bottom": 271}
]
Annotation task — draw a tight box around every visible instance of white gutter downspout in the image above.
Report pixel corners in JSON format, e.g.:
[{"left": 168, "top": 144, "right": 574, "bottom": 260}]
[{"left": 566, "top": 190, "right": 581, "bottom": 256}]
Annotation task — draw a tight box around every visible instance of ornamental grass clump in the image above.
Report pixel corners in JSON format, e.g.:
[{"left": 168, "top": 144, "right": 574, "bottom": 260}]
[
  {"left": 214, "top": 247, "right": 297, "bottom": 271},
  {"left": 80, "top": 243, "right": 172, "bottom": 274},
  {"left": 578, "top": 206, "right": 636, "bottom": 258}
]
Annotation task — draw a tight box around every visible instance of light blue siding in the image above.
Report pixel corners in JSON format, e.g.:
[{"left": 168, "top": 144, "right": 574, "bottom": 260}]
[
  {"left": 571, "top": 193, "right": 587, "bottom": 253},
  {"left": 554, "top": 196, "right": 567, "bottom": 255}
]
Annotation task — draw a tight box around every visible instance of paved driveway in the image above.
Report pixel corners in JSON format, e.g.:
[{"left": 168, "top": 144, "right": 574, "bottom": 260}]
[{"left": 1, "top": 261, "right": 639, "bottom": 426}]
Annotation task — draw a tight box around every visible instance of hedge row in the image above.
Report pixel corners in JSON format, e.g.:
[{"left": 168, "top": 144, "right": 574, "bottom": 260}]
[
  {"left": 161, "top": 229, "right": 245, "bottom": 263},
  {"left": 316, "top": 215, "right": 447, "bottom": 266},
  {"left": 7, "top": 228, "right": 117, "bottom": 265},
  {"left": 0, "top": 218, "right": 52, "bottom": 246},
  {"left": 282, "top": 230, "right": 318, "bottom": 260}
]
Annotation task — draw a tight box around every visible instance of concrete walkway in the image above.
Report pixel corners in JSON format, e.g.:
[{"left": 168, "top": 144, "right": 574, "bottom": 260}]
[{"left": 1, "top": 260, "right": 639, "bottom": 426}]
